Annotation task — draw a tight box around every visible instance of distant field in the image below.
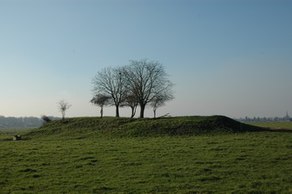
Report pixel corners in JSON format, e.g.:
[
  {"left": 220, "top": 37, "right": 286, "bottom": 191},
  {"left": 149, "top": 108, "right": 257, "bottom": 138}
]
[
  {"left": 0, "top": 128, "right": 33, "bottom": 135},
  {"left": 0, "top": 117, "right": 291, "bottom": 193},
  {"left": 247, "top": 121, "right": 292, "bottom": 130},
  {"left": 0, "top": 133, "right": 11, "bottom": 140}
]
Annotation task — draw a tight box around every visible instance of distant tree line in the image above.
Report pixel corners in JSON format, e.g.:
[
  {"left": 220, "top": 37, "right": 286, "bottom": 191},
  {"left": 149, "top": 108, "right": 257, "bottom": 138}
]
[
  {"left": 0, "top": 116, "right": 43, "bottom": 130},
  {"left": 238, "top": 113, "right": 291, "bottom": 122},
  {"left": 91, "top": 59, "right": 174, "bottom": 118}
]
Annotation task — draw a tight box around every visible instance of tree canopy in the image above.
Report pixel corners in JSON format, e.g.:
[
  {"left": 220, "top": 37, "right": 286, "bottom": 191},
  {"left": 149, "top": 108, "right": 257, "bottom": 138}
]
[{"left": 91, "top": 59, "right": 174, "bottom": 118}]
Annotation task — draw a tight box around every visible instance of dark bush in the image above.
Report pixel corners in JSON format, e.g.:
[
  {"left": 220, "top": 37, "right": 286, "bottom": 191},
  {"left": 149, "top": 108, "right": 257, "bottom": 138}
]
[{"left": 41, "top": 115, "right": 52, "bottom": 123}]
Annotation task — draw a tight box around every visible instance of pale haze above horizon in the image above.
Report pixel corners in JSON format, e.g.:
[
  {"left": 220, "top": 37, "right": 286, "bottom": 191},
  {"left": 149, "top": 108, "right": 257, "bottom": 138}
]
[{"left": 0, "top": 0, "right": 291, "bottom": 118}]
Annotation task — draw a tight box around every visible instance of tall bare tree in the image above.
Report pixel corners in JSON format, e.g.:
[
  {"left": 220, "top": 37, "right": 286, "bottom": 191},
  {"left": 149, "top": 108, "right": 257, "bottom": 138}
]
[
  {"left": 90, "top": 94, "right": 111, "bottom": 118},
  {"left": 58, "top": 100, "right": 71, "bottom": 120},
  {"left": 124, "top": 59, "right": 174, "bottom": 118},
  {"left": 92, "top": 67, "right": 127, "bottom": 117}
]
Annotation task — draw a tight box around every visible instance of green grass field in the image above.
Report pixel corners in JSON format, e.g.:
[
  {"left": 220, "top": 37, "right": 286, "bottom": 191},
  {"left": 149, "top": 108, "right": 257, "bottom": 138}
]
[{"left": 0, "top": 117, "right": 291, "bottom": 193}]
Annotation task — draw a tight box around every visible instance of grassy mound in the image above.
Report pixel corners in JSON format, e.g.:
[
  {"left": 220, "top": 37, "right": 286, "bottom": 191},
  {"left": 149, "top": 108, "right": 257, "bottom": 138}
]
[{"left": 24, "top": 116, "right": 265, "bottom": 139}]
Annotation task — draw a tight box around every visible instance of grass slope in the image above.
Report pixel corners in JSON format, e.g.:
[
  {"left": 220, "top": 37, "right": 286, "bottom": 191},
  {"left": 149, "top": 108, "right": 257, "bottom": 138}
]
[{"left": 24, "top": 116, "right": 264, "bottom": 139}]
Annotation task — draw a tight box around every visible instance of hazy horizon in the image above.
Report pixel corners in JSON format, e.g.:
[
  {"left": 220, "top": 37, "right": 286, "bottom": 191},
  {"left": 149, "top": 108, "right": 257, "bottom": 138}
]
[{"left": 0, "top": 0, "right": 291, "bottom": 118}]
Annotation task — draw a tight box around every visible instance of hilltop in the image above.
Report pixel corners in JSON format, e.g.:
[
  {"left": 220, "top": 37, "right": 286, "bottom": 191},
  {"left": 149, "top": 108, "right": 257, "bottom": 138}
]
[{"left": 24, "top": 115, "right": 265, "bottom": 139}]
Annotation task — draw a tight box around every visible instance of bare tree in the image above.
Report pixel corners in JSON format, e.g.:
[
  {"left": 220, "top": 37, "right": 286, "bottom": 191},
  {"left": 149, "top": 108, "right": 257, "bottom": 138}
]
[
  {"left": 124, "top": 59, "right": 174, "bottom": 118},
  {"left": 121, "top": 94, "right": 139, "bottom": 118},
  {"left": 90, "top": 94, "right": 111, "bottom": 118},
  {"left": 92, "top": 67, "right": 127, "bottom": 117},
  {"left": 58, "top": 100, "right": 71, "bottom": 120},
  {"left": 150, "top": 93, "right": 173, "bottom": 118}
]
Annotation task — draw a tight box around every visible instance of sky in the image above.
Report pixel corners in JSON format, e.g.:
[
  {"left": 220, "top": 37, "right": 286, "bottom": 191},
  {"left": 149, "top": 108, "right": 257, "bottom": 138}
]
[{"left": 0, "top": 0, "right": 291, "bottom": 118}]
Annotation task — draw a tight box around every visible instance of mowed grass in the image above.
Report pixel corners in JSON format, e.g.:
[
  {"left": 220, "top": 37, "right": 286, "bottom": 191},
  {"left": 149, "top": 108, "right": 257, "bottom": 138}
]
[
  {"left": 248, "top": 121, "right": 292, "bottom": 130},
  {"left": 1, "top": 132, "right": 291, "bottom": 193}
]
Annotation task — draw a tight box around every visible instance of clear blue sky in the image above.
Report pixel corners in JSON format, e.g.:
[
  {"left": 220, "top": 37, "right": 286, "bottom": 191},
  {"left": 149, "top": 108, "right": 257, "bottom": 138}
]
[{"left": 0, "top": 0, "right": 291, "bottom": 118}]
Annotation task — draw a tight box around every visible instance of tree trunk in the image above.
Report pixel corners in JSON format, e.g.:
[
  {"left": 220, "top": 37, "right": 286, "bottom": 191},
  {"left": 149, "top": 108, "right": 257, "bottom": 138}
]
[
  {"left": 130, "top": 107, "right": 134, "bottom": 118},
  {"left": 100, "top": 107, "right": 103, "bottom": 118},
  {"left": 153, "top": 109, "right": 156, "bottom": 118},
  {"left": 130, "top": 106, "right": 137, "bottom": 118},
  {"left": 115, "top": 105, "right": 120, "bottom": 117},
  {"left": 140, "top": 104, "right": 145, "bottom": 118}
]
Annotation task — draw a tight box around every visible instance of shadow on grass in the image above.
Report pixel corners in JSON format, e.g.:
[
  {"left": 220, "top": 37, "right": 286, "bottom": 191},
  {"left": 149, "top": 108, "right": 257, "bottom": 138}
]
[{"left": 266, "top": 128, "right": 292, "bottom": 133}]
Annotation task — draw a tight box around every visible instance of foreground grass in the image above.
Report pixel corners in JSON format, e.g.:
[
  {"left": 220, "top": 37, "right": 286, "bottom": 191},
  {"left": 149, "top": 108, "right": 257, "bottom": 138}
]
[{"left": 1, "top": 132, "right": 291, "bottom": 193}]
